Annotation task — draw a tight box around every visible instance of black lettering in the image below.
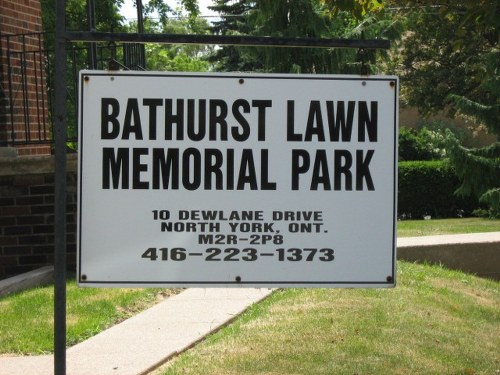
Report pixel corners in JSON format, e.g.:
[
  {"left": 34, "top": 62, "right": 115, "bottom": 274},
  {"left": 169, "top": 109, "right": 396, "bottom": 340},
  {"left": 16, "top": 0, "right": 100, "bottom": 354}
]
[
  {"left": 358, "top": 101, "right": 378, "bottom": 142},
  {"left": 311, "top": 150, "right": 331, "bottom": 190},
  {"left": 187, "top": 99, "right": 206, "bottom": 141},
  {"left": 143, "top": 98, "right": 163, "bottom": 140},
  {"left": 356, "top": 149, "right": 375, "bottom": 190},
  {"left": 334, "top": 150, "right": 352, "bottom": 191},
  {"left": 133, "top": 148, "right": 149, "bottom": 189},
  {"left": 287, "top": 100, "right": 302, "bottom": 141},
  {"left": 252, "top": 100, "right": 272, "bottom": 141},
  {"left": 304, "top": 101, "right": 325, "bottom": 141},
  {"left": 199, "top": 234, "right": 213, "bottom": 244},
  {"left": 327, "top": 101, "right": 355, "bottom": 142},
  {"left": 209, "top": 99, "right": 228, "bottom": 140},
  {"left": 260, "top": 149, "right": 277, "bottom": 190},
  {"left": 231, "top": 99, "right": 251, "bottom": 141},
  {"left": 152, "top": 148, "right": 179, "bottom": 189},
  {"left": 101, "top": 98, "right": 120, "bottom": 139},
  {"left": 204, "top": 148, "right": 224, "bottom": 190},
  {"left": 226, "top": 148, "right": 234, "bottom": 190},
  {"left": 165, "top": 99, "right": 184, "bottom": 140},
  {"left": 182, "top": 148, "right": 201, "bottom": 190},
  {"left": 291, "top": 149, "right": 310, "bottom": 190},
  {"left": 102, "top": 147, "right": 129, "bottom": 189},
  {"left": 122, "top": 98, "right": 143, "bottom": 140},
  {"left": 237, "top": 149, "right": 258, "bottom": 190}
]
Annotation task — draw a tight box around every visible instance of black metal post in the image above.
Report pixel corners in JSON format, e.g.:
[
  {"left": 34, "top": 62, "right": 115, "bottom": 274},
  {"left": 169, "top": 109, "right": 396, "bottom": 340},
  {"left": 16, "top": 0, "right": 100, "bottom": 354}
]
[
  {"left": 136, "top": 0, "right": 144, "bottom": 34},
  {"left": 54, "top": 0, "right": 67, "bottom": 374},
  {"left": 136, "top": 0, "right": 146, "bottom": 68},
  {"left": 5, "top": 35, "right": 16, "bottom": 144},
  {"left": 87, "top": 0, "right": 97, "bottom": 69}
]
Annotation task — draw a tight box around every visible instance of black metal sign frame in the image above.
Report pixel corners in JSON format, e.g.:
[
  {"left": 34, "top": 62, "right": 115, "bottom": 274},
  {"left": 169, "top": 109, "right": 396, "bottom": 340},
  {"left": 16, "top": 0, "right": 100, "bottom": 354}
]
[{"left": 53, "top": 0, "right": 390, "bottom": 373}]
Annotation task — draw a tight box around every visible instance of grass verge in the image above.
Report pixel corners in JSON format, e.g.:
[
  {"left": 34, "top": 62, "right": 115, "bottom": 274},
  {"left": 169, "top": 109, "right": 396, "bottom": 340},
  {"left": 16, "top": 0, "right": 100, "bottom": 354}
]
[
  {"left": 0, "top": 281, "right": 179, "bottom": 355},
  {"left": 157, "top": 261, "right": 500, "bottom": 375},
  {"left": 397, "top": 217, "right": 500, "bottom": 237}
]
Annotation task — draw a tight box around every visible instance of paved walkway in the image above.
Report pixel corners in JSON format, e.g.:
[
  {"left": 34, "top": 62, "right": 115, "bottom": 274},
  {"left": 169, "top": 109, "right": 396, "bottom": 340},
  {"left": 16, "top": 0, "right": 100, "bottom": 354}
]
[{"left": 0, "top": 288, "right": 273, "bottom": 375}]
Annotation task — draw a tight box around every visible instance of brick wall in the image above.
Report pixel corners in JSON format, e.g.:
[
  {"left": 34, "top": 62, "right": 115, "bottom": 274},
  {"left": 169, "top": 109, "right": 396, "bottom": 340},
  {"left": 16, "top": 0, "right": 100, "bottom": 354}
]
[
  {"left": 0, "top": 0, "right": 43, "bottom": 33},
  {"left": 0, "top": 0, "right": 51, "bottom": 156},
  {"left": 0, "top": 154, "right": 77, "bottom": 280}
]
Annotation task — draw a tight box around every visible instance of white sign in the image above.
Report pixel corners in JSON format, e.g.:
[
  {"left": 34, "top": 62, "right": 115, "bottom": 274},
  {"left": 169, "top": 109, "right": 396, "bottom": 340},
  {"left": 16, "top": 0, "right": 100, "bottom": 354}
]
[{"left": 77, "top": 71, "right": 398, "bottom": 287}]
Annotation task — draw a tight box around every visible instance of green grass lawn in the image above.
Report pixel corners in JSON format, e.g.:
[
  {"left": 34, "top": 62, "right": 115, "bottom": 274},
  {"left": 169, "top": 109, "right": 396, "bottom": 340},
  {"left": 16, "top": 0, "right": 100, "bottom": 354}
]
[
  {"left": 156, "top": 262, "right": 500, "bottom": 375},
  {"left": 0, "top": 282, "right": 179, "bottom": 354},
  {"left": 397, "top": 217, "right": 500, "bottom": 237}
]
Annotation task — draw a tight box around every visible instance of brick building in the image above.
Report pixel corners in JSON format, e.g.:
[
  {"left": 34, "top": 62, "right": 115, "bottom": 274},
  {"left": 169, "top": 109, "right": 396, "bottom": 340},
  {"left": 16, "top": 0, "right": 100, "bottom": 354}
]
[
  {"left": 0, "top": 155, "right": 78, "bottom": 279},
  {"left": 0, "top": 0, "right": 51, "bottom": 156}
]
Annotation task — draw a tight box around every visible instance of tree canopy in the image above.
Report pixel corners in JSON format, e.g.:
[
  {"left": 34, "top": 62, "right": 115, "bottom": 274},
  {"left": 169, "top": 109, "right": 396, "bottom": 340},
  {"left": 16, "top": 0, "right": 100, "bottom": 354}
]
[
  {"left": 380, "top": 0, "right": 499, "bottom": 216},
  {"left": 38, "top": 0, "right": 499, "bottom": 215}
]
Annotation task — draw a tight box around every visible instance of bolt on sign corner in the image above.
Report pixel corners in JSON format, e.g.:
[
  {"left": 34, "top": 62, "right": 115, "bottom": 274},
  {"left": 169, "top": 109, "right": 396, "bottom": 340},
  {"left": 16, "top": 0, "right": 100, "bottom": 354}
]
[{"left": 77, "top": 71, "right": 398, "bottom": 288}]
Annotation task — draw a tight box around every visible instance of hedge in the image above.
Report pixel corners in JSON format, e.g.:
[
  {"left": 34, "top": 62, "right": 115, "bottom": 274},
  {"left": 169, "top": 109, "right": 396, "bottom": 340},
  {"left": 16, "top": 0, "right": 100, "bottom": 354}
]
[{"left": 398, "top": 160, "right": 477, "bottom": 219}]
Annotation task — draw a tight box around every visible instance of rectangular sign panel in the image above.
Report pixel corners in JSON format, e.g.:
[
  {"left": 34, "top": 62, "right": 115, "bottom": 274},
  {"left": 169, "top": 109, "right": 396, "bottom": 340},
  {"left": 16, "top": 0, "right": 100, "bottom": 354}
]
[{"left": 77, "top": 71, "right": 398, "bottom": 287}]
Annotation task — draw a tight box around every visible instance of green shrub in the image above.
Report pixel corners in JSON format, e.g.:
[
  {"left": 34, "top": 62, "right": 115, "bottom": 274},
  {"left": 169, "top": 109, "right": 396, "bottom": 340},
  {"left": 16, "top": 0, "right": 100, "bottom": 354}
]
[
  {"left": 398, "top": 160, "right": 477, "bottom": 219},
  {"left": 399, "top": 127, "right": 448, "bottom": 161},
  {"left": 398, "top": 119, "right": 473, "bottom": 162}
]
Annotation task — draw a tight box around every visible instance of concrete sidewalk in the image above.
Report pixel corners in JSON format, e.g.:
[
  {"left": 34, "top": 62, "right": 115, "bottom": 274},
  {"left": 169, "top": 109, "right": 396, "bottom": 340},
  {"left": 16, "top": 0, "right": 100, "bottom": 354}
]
[{"left": 0, "top": 288, "right": 273, "bottom": 375}]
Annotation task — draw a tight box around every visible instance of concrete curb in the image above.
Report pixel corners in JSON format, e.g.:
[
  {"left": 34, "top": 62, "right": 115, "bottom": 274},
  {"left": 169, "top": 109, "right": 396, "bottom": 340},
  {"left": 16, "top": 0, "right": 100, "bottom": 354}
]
[
  {"left": 0, "top": 266, "right": 54, "bottom": 297},
  {"left": 397, "top": 232, "right": 500, "bottom": 280}
]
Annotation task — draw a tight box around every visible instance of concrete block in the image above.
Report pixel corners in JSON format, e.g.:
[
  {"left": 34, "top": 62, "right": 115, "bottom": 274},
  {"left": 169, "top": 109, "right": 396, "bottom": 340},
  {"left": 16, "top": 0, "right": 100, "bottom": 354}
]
[
  {"left": 398, "top": 232, "right": 500, "bottom": 280},
  {"left": 0, "top": 266, "right": 53, "bottom": 297}
]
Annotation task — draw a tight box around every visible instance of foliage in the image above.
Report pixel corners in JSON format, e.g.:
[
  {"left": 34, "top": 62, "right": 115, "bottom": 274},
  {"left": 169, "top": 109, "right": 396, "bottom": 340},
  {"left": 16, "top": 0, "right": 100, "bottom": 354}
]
[
  {"left": 398, "top": 127, "right": 447, "bottom": 161},
  {"left": 444, "top": 55, "right": 499, "bottom": 217},
  {"left": 398, "top": 119, "right": 475, "bottom": 161},
  {"left": 391, "top": 12, "right": 495, "bottom": 118},
  {"left": 385, "top": 1, "right": 499, "bottom": 218},
  {"left": 398, "top": 160, "right": 477, "bottom": 219},
  {"left": 39, "top": 0, "right": 210, "bottom": 146},
  {"left": 445, "top": 49, "right": 499, "bottom": 136},
  {"left": 446, "top": 135, "right": 500, "bottom": 218},
  {"left": 40, "top": 0, "right": 127, "bottom": 147},
  {"left": 145, "top": 0, "right": 201, "bottom": 31},
  {"left": 248, "top": 0, "right": 333, "bottom": 73},
  {"left": 40, "top": 0, "right": 126, "bottom": 45},
  {"left": 208, "top": 0, "right": 401, "bottom": 74},
  {"left": 479, "top": 188, "right": 500, "bottom": 218},
  {"left": 38, "top": 0, "right": 498, "bottom": 213},
  {"left": 391, "top": 0, "right": 499, "bottom": 40},
  {"left": 146, "top": 44, "right": 209, "bottom": 72},
  {"left": 139, "top": 15, "right": 211, "bottom": 72},
  {"left": 320, "top": 0, "right": 384, "bottom": 20},
  {"left": 207, "top": 0, "right": 263, "bottom": 72}
]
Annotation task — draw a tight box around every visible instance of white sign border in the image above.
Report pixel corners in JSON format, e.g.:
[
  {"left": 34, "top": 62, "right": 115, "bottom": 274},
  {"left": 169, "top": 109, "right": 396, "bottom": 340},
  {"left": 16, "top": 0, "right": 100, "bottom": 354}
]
[{"left": 77, "top": 71, "right": 398, "bottom": 288}]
